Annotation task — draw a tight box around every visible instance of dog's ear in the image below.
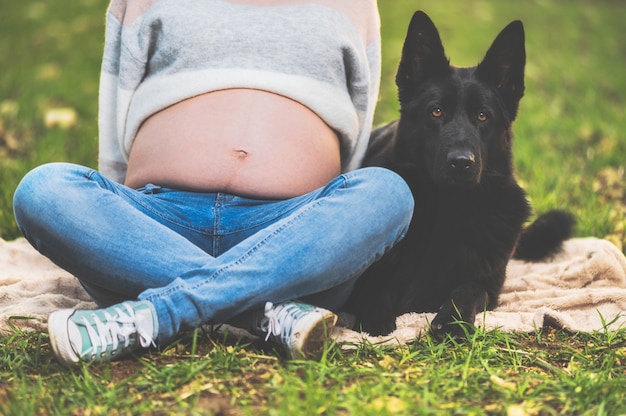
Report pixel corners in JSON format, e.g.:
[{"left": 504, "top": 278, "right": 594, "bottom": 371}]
[
  {"left": 476, "top": 21, "right": 526, "bottom": 119},
  {"left": 396, "top": 11, "right": 450, "bottom": 103}
]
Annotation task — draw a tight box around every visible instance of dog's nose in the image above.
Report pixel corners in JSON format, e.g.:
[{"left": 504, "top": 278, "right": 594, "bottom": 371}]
[{"left": 447, "top": 151, "right": 476, "bottom": 170}]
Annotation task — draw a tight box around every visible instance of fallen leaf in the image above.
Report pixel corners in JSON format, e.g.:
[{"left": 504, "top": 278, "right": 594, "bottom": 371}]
[{"left": 44, "top": 107, "right": 77, "bottom": 129}]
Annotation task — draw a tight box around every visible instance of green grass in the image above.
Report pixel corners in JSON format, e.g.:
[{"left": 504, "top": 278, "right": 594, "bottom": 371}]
[
  {"left": 1, "top": 325, "right": 625, "bottom": 415},
  {"left": 1, "top": 0, "right": 625, "bottom": 414}
]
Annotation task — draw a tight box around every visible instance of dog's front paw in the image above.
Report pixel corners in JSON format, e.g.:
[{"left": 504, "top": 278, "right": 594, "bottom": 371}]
[{"left": 430, "top": 307, "right": 475, "bottom": 341}]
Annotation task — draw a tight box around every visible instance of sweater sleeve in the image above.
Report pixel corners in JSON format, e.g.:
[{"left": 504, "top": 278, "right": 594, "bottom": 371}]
[
  {"left": 98, "top": 1, "right": 124, "bottom": 182},
  {"left": 344, "top": 35, "right": 381, "bottom": 172},
  {"left": 98, "top": 4, "right": 125, "bottom": 182},
  {"left": 341, "top": 1, "right": 381, "bottom": 172},
  {"left": 98, "top": 0, "right": 156, "bottom": 183}
]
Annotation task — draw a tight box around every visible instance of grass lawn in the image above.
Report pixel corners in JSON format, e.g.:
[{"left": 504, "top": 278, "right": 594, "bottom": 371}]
[{"left": 1, "top": 0, "right": 625, "bottom": 414}]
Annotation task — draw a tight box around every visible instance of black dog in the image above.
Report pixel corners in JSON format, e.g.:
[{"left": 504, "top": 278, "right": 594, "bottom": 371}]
[{"left": 343, "top": 11, "right": 574, "bottom": 339}]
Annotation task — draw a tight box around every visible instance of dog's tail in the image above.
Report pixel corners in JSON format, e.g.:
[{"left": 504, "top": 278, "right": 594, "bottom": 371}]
[{"left": 513, "top": 210, "right": 576, "bottom": 261}]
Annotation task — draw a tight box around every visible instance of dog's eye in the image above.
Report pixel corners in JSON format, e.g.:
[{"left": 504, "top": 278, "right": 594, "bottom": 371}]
[
  {"left": 431, "top": 107, "right": 443, "bottom": 118},
  {"left": 477, "top": 111, "right": 488, "bottom": 122}
]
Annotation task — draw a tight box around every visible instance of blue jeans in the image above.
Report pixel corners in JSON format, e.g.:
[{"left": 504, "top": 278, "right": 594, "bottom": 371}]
[{"left": 13, "top": 163, "right": 413, "bottom": 343}]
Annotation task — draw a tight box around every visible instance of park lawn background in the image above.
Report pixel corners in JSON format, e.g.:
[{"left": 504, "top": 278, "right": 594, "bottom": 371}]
[{"left": 0, "top": 0, "right": 625, "bottom": 415}]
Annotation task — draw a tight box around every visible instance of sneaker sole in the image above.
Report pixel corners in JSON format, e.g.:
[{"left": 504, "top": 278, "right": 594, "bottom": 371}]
[
  {"left": 294, "top": 311, "right": 338, "bottom": 359},
  {"left": 48, "top": 309, "right": 80, "bottom": 367}
]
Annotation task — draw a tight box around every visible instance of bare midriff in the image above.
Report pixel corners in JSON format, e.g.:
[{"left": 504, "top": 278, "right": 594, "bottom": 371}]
[{"left": 125, "top": 89, "right": 341, "bottom": 199}]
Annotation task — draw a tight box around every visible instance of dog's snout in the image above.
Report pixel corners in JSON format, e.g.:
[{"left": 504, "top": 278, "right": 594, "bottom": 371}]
[
  {"left": 444, "top": 150, "right": 480, "bottom": 185},
  {"left": 447, "top": 151, "right": 476, "bottom": 170}
]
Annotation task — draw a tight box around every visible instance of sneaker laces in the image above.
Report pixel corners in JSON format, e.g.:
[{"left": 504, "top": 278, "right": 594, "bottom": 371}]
[
  {"left": 80, "top": 303, "right": 155, "bottom": 357},
  {"left": 261, "top": 301, "right": 305, "bottom": 343}
]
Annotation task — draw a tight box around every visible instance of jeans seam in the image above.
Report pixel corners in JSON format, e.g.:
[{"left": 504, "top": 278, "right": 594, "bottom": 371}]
[{"left": 213, "top": 194, "right": 222, "bottom": 256}]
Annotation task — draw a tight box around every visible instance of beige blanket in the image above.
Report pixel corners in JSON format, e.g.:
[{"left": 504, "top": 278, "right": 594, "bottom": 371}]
[{"left": 2, "top": 237, "right": 626, "bottom": 344}]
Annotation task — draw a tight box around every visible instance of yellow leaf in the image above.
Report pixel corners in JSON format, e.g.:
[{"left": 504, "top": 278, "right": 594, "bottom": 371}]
[
  {"left": 507, "top": 404, "right": 529, "bottom": 416},
  {"left": 371, "top": 396, "right": 407, "bottom": 413},
  {"left": 377, "top": 355, "right": 396, "bottom": 370},
  {"left": 44, "top": 107, "right": 77, "bottom": 129},
  {"left": 490, "top": 374, "right": 516, "bottom": 391}
]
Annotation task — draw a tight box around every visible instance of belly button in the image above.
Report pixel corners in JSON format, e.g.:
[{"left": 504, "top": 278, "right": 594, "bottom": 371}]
[{"left": 233, "top": 149, "right": 249, "bottom": 159}]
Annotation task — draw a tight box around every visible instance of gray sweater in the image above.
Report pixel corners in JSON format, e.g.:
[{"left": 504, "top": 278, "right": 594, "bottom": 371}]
[{"left": 99, "top": 0, "right": 381, "bottom": 183}]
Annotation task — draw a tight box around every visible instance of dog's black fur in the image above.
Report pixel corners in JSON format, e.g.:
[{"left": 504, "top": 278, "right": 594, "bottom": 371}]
[{"left": 343, "top": 11, "right": 574, "bottom": 339}]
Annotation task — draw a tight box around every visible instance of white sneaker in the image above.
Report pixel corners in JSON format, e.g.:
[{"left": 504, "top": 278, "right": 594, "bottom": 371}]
[
  {"left": 48, "top": 300, "right": 157, "bottom": 367},
  {"left": 261, "top": 301, "right": 337, "bottom": 359}
]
